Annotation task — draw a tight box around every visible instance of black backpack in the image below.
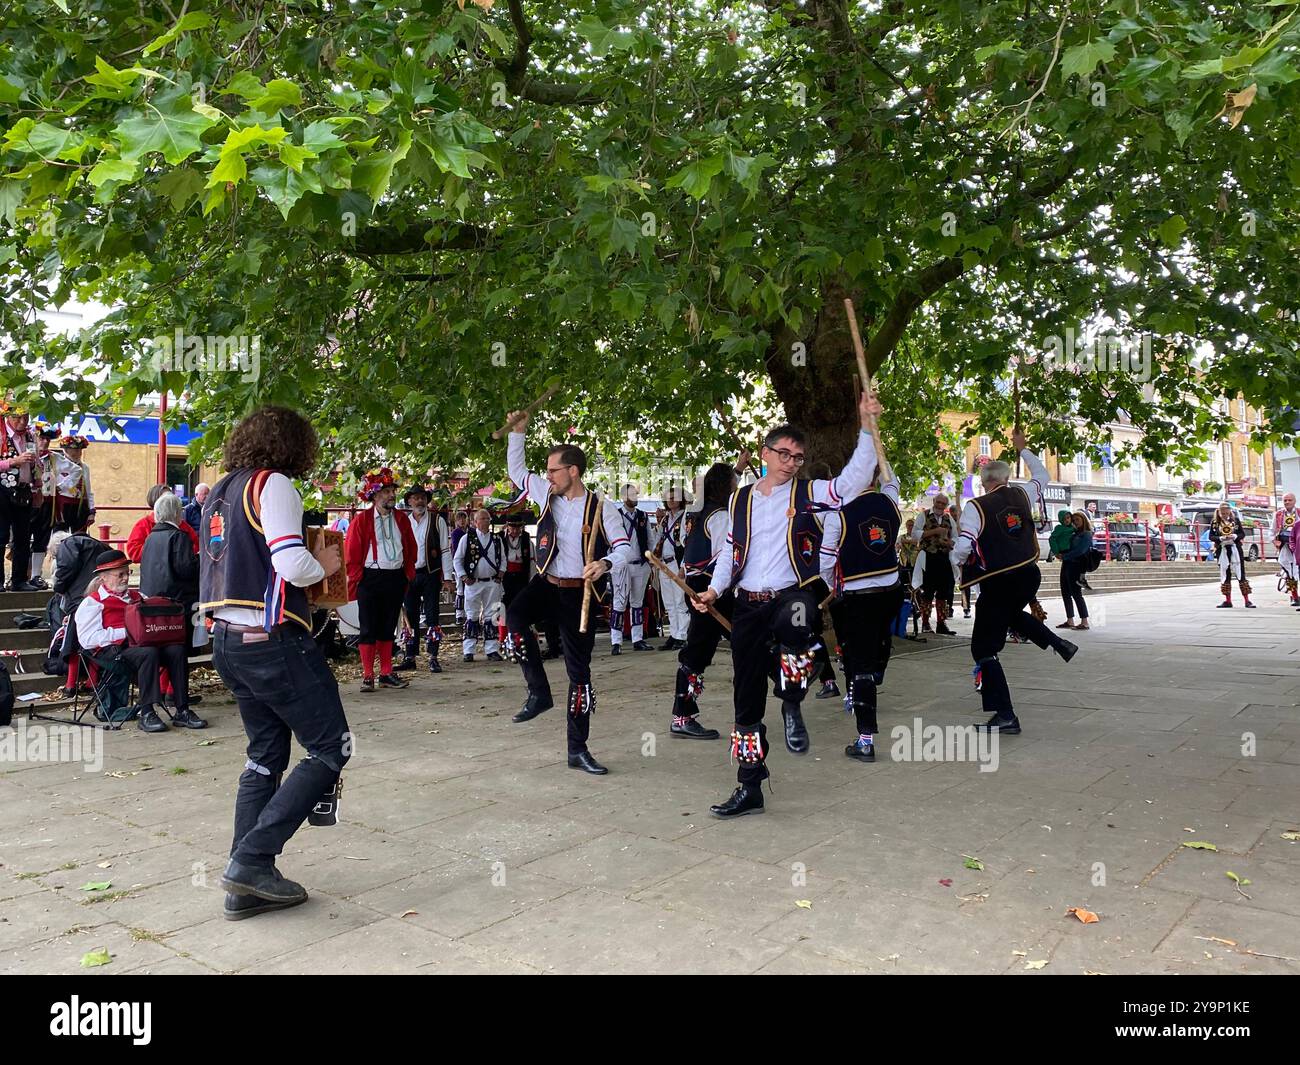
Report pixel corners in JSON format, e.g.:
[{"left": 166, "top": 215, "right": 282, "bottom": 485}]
[
  {"left": 0, "top": 660, "right": 14, "bottom": 727},
  {"left": 1085, "top": 547, "right": 1103, "bottom": 572}
]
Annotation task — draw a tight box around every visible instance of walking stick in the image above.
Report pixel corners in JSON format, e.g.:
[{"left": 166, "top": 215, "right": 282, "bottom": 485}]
[
  {"left": 644, "top": 551, "right": 732, "bottom": 633},
  {"left": 1013, "top": 373, "right": 1023, "bottom": 479},
  {"left": 492, "top": 382, "right": 562, "bottom": 440},
  {"left": 578, "top": 497, "right": 604, "bottom": 633},
  {"left": 843, "top": 298, "right": 872, "bottom": 395}
]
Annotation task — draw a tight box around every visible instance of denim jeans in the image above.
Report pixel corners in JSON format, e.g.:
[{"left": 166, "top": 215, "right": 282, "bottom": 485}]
[{"left": 212, "top": 623, "right": 351, "bottom": 868}]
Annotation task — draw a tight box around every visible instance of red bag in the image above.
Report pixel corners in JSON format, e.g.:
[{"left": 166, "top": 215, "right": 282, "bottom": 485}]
[{"left": 125, "top": 597, "right": 187, "bottom": 647}]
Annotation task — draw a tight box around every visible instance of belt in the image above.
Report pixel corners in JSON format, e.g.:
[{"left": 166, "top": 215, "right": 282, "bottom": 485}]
[
  {"left": 465, "top": 575, "right": 502, "bottom": 583},
  {"left": 736, "top": 587, "right": 794, "bottom": 603},
  {"left": 842, "top": 584, "right": 899, "bottom": 597},
  {"left": 214, "top": 620, "right": 267, "bottom": 634},
  {"left": 546, "top": 574, "right": 585, "bottom": 589}
]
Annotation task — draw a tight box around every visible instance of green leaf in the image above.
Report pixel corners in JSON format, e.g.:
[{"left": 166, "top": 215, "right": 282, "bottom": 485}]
[
  {"left": 1158, "top": 214, "right": 1188, "bottom": 247},
  {"left": 974, "top": 40, "right": 1023, "bottom": 62},
  {"left": 1165, "top": 111, "right": 1196, "bottom": 147},
  {"left": 0, "top": 75, "right": 22, "bottom": 104},
  {"left": 249, "top": 79, "right": 303, "bottom": 114},
  {"left": 1060, "top": 39, "right": 1117, "bottom": 82},
  {"left": 142, "top": 11, "right": 212, "bottom": 56},
  {"left": 116, "top": 92, "right": 218, "bottom": 165},
  {"left": 278, "top": 142, "right": 318, "bottom": 172},
  {"left": 0, "top": 181, "right": 23, "bottom": 226},
  {"left": 207, "top": 150, "right": 247, "bottom": 187},
  {"left": 26, "top": 122, "right": 81, "bottom": 162},
  {"left": 574, "top": 16, "right": 635, "bottom": 58},
  {"left": 83, "top": 55, "right": 142, "bottom": 98},
  {"left": 1225, "top": 871, "right": 1251, "bottom": 885},
  {"left": 224, "top": 71, "right": 265, "bottom": 99},
  {"left": 963, "top": 855, "right": 984, "bottom": 871},
  {"left": 87, "top": 157, "right": 138, "bottom": 187},
  {"left": 80, "top": 881, "right": 112, "bottom": 891},
  {"left": 352, "top": 130, "right": 413, "bottom": 201},
  {"left": 157, "top": 167, "right": 205, "bottom": 210},
  {"left": 251, "top": 162, "right": 322, "bottom": 219},
  {"left": 80, "top": 948, "right": 112, "bottom": 967},
  {"left": 1181, "top": 840, "right": 1218, "bottom": 851},
  {"left": 301, "top": 120, "right": 347, "bottom": 154},
  {"left": 665, "top": 155, "right": 725, "bottom": 200}
]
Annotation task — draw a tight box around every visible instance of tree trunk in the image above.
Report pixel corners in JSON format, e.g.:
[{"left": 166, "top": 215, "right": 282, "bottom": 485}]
[{"left": 767, "top": 277, "right": 864, "bottom": 474}]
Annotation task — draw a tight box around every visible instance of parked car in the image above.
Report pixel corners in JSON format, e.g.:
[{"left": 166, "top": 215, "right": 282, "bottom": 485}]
[
  {"left": 1178, "top": 505, "right": 1277, "bottom": 562},
  {"left": 1092, "top": 520, "right": 1177, "bottom": 562}
]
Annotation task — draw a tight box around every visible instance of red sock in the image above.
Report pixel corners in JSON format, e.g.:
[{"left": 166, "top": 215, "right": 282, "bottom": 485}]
[
  {"left": 379, "top": 640, "right": 393, "bottom": 675},
  {"left": 360, "top": 643, "right": 376, "bottom": 678}
]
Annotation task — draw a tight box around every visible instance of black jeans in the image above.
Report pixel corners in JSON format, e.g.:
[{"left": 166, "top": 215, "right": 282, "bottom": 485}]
[
  {"left": 1059, "top": 559, "right": 1088, "bottom": 620},
  {"left": 358, "top": 567, "right": 407, "bottom": 643},
  {"left": 830, "top": 583, "right": 904, "bottom": 735},
  {"left": 729, "top": 586, "right": 817, "bottom": 784},
  {"left": 505, "top": 575, "right": 597, "bottom": 755},
  {"left": 94, "top": 642, "right": 189, "bottom": 709},
  {"left": 0, "top": 487, "right": 32, "bottom": 586},
  {"left": 969, "top": 565, "right": 1061, "bottom": 716},
  {"left": 402, "top": 569, "right": 441, "bottom": 652},
  {"left": 674, "top": 575, "right": 734, "bottom": 715},
  {"left": 213, "top": 623, "right": 351, "bottom": 868}
]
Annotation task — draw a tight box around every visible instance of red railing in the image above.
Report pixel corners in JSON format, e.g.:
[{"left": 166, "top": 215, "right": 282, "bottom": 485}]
[{"left": 1092, "top": 520, "right": 1273, "bottom": 564}]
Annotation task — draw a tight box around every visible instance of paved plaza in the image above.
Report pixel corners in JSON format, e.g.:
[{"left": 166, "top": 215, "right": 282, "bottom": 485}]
[{"left": 2, "top": 582, "right": 1297, "bottom": 975}]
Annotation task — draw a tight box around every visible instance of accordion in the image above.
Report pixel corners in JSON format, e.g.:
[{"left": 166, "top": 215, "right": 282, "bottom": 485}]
[{"left": 125, "top": 597, "right": 187, "bottom": 647}]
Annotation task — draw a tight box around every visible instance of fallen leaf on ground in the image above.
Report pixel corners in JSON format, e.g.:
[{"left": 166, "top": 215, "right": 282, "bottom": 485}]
[
  {"left": 1182, "top": 841, "right": 1218, "bottom": 851},
  {"left": 1280, "top": 831, "right": 1300, "bottom": 842},
  {"left": 95, "top": 861, "right": 112, "bottom": 869},
  {"left": 938, "top": 878, "right": 952, "bottom": 887},
  {"left": 957, "top": 892, "right": 989, "bottom": 902},
  {"left": 342, "top": 856, "right": 370, "bottom": 861},
  {"left": 795, "top": 900, "right": 812, "bottom": 909},
  {"left": 1083, "top": 969, "right": 1106, "bottom": 976},
  {"left": 1183, "top": 827, "right": 1195, "bottom": 833},
  {"left": 1225, "top": 871, "right": 1251, "bottom": 886},
  {"left": 80, "top": 948, "right": 111, "bottom": 967},
  {"left": 1011, "top": 950, "right": 1027, "bottom": 957},
  {"left": 80, "top": 882, "right": 111, "bottom": 892},
  {"left": 1194, "top": 935, "right": 1237, "bottom": 947},
  {"left": 195, "top": 740, "right": 216, "bottom": 747},
  {"left": 1067, "top": 907, "right": 1100, "bottom": 924},
  {"left": 962, "top": 854, "right": 984, "bottom": 871},
  {"left": 400, "top": 910, "right": 418, "bottom": 918},
  {"left": 1024, "top": 959, "right": 1048, "bottom": 970}
]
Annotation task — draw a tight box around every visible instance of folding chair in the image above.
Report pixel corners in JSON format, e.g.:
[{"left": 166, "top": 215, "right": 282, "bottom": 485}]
[{"left": 27, "top": 610, "right": 136, "bottom": 730}]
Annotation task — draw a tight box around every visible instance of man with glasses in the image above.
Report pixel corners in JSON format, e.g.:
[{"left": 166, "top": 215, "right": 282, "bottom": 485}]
[
  {"left": 693, "top": 390, "right": 882, "bottom": 818},
  {"left": 501, "top": 410, "right": 637, "bottom": 774}
]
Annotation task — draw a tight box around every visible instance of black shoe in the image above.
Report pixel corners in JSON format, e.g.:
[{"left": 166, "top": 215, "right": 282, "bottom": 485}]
[
  {"left": 936, "top": 622, "right": 955, "bottom": 635},
  {"left": 610, "top": 644, "right": 621, "bottom": 656},
  {"left": 137, "top": 706, "right": 168, "bottom": 733},
  {"left": 486, "top": 651, "right": 504, "bottom": 661},
  {"left": 568, "top": 751, "right": 608, "bottom": 775},
  {"left": 428, "top": 658, "right": 443, "bottom": 673},
  {"left": 976, "top": 713, "right": 1021, "bottom": 734},
  {"left": 660, "top": 638, "right": 682, "bottom": 651},
  {"left": 710, "top": 785, "right": 765, "bottom": 818},
  {"left": 1217, "top": 600, "right": 1233, "bottom": 608},
  {"left": 814, "top": 681, "right": 841, "bottom": 700},
  {"left": 360, "top": 677, "right": 376, "bottom": 693},
  {"left": 963, "top": 609, "right": 971, "bottom": 618},
  {"left": 845, "top": 739, "right": 876, "bottom": 762},
  {"left": 1243, "top": 601, "right": 1257, "bottom": 609},
  {"left": 781, "top": 702, "right": 809, "bottom": 754},
  {"left": 223, "top": 891, "right": 308, "bottom": 921},
  {"left": 671, "top": 716, "right": 720, "bottom": 740},
  {"left": 393, "top": 658, "right": 417, "bottom": 672},
  {"left": 29, "top": 576, "right": 49, "bottom": 590},
  {"left": 463, "top": 653, "right": 475, "bottom": 663},
  {"left": 8, "top": 580, "right": 38, "bottom": 592},
  {"left": 378, "top": 673, "right": 409, "bottom": 688},
  {"left": 221, "top": 860, "right": 308, "bottom": 903},
  {"left": 512, "top": 695, "right": 554, "bottom": 723},
  {"left": 631, "top": 640, "right": 655, "bottom": 651},
  {"left": 171, "top": 706, "right": 208, "bottom": 729},
  {"left": 1054, "top": 638, "right": 1078, "bottom": 663}
]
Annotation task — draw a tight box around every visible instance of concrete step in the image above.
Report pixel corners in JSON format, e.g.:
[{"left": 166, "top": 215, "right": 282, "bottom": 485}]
[{"left": 0, "top": 589, "right": 55, "bottom": 610}]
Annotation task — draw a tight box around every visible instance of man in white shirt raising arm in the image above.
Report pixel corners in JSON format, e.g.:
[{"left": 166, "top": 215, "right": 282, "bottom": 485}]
[
  {"left": 693, "top": 388, "right": 882, "bottom": 818},
  {"left": 952, "top": 428, "right": 1078, "bottom": 736}
]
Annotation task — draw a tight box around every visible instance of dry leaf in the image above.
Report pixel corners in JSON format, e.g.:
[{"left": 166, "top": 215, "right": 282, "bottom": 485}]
[
  {"left": 1011, "top": 950, "right": 1028, "bottom": 957},
  {"left": 1280, "top": 831, "right": 1300, "bottom": 841},
  {"left": 1214, "top": 83, "right": 1258, "bottom": 129},
  {"left": 1024, "top": 959, "right": 1048, "bottom": 970},
  {"left": 400, "top": 910, "right": 418, "bottom": 918},
  {"left": 1083, "top": 969, "right": 1106, "bottom": 976},
  {"left": 1067, "top": 906, "right": 1100, "bottom": 924},
  {"left": 1182, "top": 841, "right": 1218, "bottom": 851},
  {"left": 1194, "top": 935, "right": 1237, "bottom": 947},
  {"left": 342, "top": 856, "right": 370, "bottom": 861},
  {"left": 795, "top": 899, "right": 812, "bottom": 909},
  {"left": 96, "top": 861, "right": 112, "bottom": 869}
]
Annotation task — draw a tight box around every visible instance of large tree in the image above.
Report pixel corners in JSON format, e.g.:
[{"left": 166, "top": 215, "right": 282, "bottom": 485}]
[{"left": 1, "top": 0, "right": 1298, "bottom": 496}]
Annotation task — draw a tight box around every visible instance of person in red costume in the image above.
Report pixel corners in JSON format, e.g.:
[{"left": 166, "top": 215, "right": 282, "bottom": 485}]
[{"left": 125, "top": 484, "right": 198, "bottom": 562}]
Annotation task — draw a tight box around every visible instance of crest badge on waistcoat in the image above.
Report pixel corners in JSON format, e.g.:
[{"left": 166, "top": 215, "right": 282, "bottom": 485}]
[
  {"left": 732, "top": 543, "right": 742, "bottom": 568},
  {"left": 1003, "top": 511, "right": 1023, "bottom": 535},
  {"left": 205, "top": 501, "right": 230, "bottom": 562},
  {"left": 862, "top": 520, "right": 888, "bottom": 554},
  {"left": 798, "top": 533, "right": 815, "bottom": 563},
  {"left": 538, "top": 532, "right": 551, "bottom": 552}
]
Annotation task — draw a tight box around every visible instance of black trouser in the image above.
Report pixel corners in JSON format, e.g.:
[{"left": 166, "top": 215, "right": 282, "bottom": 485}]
[
  {"left": 830, "top": 583, "right": 904, "bottom": 736},
  {"left": 502, "top": 570, "right": 530, "bottom": 607},
  {"left": 1059, "top": 559, "right": 1089, "bottom": 620},
  {"left": 358, "top": 568, "right": 407, "bottom": 643},
  {"left": 969, "top": 565, "right": 1061, "bottom": 716},
  {"left": 29, "top": 495, "right": 53, "bottom": 556},
  {"left": 674, "top": 574, "right": 734, "bottom": 716},
  {"left": 54, "top": 495, "right": 91, "bottom": 534},
  {"left": 401, "top": 569, "right": 441, "bottom": 657},
  {"left": 95, "top": 642, "right": 189, "bottom": 709},
  {"left": 505, "top": 575, "right": 598, "bottom": 755},
  {"left": 729, "top": 586, "right": 817, "bottom": 785},
  {"left": 213, "top": 622, "right": 351, "bottom": 869},
  {"left": 0, "top": 487, "right": 32, "bottom": 587},
  {"left": 812, "top": 597, "right": 837, "bottom": 684}
]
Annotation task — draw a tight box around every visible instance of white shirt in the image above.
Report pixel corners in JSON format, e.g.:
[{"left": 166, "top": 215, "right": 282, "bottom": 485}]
[
  {"left": 408, "top": 510, "right": 452, "bottom": 578},
  {"left": 507, "top": 432, "right": 635, "bottom": 578},
  {"left": 365, "top": 508, "right": 405, "bottom": 570},
  {"left": 504, "top": 532, "right": 528, "bottom": 567},
  {"left": 952, "top": 449, "right": 1049, "bottom": 567},
  {"left": 820, "top": 479, "right": 902, "bottom": 591},
  {"left": 454, "top": 527, "right": 504, "bottom": 580},
  {"left": 75, "top": 585, "right": 133, "bottom": 650},
  {"left": 213, "top": 472, "right": 325, "bottom": 626},
  {"left": 656, "top": 509, "right": 686, "bottom": 564},
  {"left": 410, "top": 511, "right": 430, "bottom": 570},
  {"left": 709, "top": 429, "right": 878, "bottom": 596}
]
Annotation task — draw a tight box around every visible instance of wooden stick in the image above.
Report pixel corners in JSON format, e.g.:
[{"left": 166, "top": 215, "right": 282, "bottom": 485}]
[
  {"left": 1013, "top": 373, "right": 1023, "bottom": 478},
  {"left": 712, "top": 401, "right": 762, "bottom": 476},
  {"left": 492, "top": 382, "right": 561, "bottom": 440},
  {"left": 819, "top": 590, "right": 835, "bottom": 611},
  {"left": 644, "top": 551, "right": 732, "bottom": 632},
  {"left": 578, "top": 495, "right": 604, "bottom": 633},
  {"left": 844, "top": 298, "right": 872, "bottom": 394}
]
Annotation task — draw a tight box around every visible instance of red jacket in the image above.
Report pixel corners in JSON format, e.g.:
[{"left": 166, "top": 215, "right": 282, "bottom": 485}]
[
  {"left": 345, "top": 506, "right": 416, "bottom": 600},
  {"left": 125, "top": 513, "right": 199, "bottom": 562}
]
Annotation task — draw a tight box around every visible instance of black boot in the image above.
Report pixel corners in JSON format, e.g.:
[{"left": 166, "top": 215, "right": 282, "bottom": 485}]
[
  {"left": 1054, "top": 638, "right": 1078, "bottom": 663},
  {"left": 221, "top": 860, "right": 308, "bottom": 903},
  {"left": 710, "top": 784, "right": 765, "bottom": 818},
  {"left": 567, "top": 751, "right": 608, "bottom": 775},
  {"left": 976, "top": 713, "right": 1021, "bottom": 734},
  {"left": 512, "top": 692, "right": 554, "bottom": 723},
  {"left": 781, "top": 700, "right": 809, "bottom": 754},
  {"left": 223, "top": 891, "right": 308, "bottom": 921},
  {"left": 671, "top": 714, "right": 720, "bottom": 739}
]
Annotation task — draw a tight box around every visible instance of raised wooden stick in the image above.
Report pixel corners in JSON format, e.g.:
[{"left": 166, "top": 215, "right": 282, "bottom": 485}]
[
  {"left": 1013, "top": 373, "right": 1023, "bottom": 478},
  {"left": 844, "top": 298, "right": 872, "bottom": 394},
  {"left": 644, "top": 551, "right": 732, "bottom": 632},
  {"left": 578, "top": 496, "right": 604, "bottom": 633},
  {"left": 712, "top": 401, "right": 762, "bottom": 476},
  {"left": 492, "top": 382, "right": 561, "bottom": 440}
]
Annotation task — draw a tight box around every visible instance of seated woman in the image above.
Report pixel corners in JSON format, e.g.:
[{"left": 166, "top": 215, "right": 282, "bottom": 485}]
[
  {"left": 73, "top": 550, "right": 205, "bottom": 733},
  {"left": 140, "top": 491, "right": 201, "bottom": 651}
]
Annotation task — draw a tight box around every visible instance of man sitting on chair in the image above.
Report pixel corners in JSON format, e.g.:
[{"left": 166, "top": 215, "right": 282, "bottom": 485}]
[{"left": 74, "top": 549, "right": 204, "bottom": 733}]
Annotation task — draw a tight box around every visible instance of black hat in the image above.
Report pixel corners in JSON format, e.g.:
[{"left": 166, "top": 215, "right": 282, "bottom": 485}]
[
  {"left": 403, "top": 485, "right": 431, "bottom": 504},
  {"left": 504, "top": 511, "right": 528, "bottom": 526},
  {"left": 94, "top": 549, "right": 130, "bottom": 573}
]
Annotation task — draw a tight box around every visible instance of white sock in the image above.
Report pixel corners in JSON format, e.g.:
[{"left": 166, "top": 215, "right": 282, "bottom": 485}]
[{"left": 29, "top": 552, "right": 45, "bottom": 579}]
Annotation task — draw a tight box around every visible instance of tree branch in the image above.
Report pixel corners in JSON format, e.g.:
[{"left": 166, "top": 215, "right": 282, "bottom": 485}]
[
  {"left": 351, "top": 222, "right": 493, "bottom": 256},
  {"left": 495, "top": 0, "right": 603, "bottom": 106}
]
